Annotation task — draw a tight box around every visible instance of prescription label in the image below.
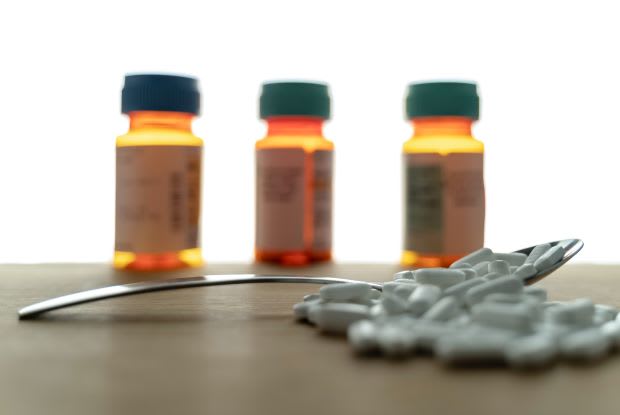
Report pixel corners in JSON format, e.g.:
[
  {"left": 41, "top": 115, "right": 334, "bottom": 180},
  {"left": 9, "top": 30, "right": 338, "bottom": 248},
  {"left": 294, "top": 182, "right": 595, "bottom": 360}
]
[
  {"left": 312, "top": 150, "right": 333, "bottom": 252},
  {"left": 115, "top": 146, "right": 201, "bottom": 253},
  {"left": 404, "top": 153, "right": 484, "bottom": 255},
  {"left": 256, "top": 149, "right": 306, "bottom": 251}
]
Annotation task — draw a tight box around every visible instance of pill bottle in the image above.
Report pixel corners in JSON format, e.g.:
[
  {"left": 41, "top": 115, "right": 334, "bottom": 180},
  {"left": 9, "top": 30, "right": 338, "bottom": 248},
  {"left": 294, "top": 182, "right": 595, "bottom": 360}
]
[
  {"left": 114, "top": 74, "right": 203, "bottom": 271},
  {"left": 402, "top": 81, "right": 485, "bottom": 268},
  {"left": 255, "top": 81, "right": 334, "bottom": 266}
]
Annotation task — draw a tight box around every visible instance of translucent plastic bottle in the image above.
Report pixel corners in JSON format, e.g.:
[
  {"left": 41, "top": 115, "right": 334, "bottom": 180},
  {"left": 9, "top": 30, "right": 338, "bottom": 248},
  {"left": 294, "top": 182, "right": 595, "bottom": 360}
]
[
  {"left": 402, "top": 81, "right": 485, "bottom": 268},
  {"left": 114, "top": 74, "right": 203, "bottom": 271},
  {"left": 255, "top": 82, "right": 334, "bottom": 266}
]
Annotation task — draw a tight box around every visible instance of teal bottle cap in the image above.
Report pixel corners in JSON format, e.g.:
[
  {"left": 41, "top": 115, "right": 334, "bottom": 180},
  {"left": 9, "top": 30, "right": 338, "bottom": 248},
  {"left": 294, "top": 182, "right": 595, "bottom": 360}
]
[
  {"left": 405, "top": 81, "right": 479, "bottom": 120},
  {"left": 260, "top": 81, "right": 331, "bottom": 119},
  {"left": 122, "top": 73, "right": 200, "bottom": 115}
]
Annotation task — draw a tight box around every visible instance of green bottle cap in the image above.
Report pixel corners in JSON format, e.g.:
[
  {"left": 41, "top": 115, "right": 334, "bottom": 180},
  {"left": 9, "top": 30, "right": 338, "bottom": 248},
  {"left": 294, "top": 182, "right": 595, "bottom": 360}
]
[
  {"left": 260, "top": 81, "right": 331, "bottom": 119},
  {"left": 405, "top": 81, "right": 479, "bottom": 120}
]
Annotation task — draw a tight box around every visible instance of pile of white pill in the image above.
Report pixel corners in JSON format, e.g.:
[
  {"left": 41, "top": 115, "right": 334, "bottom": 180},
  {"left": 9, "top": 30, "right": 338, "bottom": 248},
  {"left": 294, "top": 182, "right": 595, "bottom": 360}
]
[{"left": 293, "top": 243, "right": 620, "bottom": 368}]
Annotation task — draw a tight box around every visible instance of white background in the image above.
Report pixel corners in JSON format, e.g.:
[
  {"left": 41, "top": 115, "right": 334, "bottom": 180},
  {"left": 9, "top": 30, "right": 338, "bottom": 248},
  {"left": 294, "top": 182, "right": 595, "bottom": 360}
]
[{"left": 0, "top": 0, "right": 618, "bottom": 263}]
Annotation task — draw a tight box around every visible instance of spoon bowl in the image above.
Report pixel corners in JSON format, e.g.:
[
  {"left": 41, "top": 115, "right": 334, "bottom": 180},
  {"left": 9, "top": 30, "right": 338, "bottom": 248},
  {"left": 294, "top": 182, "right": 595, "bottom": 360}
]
[{"left": 18, "top": 239, "right": 583, "bottom": 319}]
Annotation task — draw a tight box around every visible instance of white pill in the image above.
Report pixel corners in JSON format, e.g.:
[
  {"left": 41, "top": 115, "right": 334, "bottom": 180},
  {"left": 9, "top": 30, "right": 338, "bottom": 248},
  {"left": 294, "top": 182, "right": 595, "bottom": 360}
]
[
  {"left": 525, "top": 243, "right": 551, "bottom": 265},
  {"left": 543, "top": 301, "right": 564, "bottom": 309},
  {"left": 556, "top": 239, "right": 577, "bottom": 250},
  {"left": 393, "top": 283, "right": 417, "bottom": 300},
  {"left": 393, "top": 278, "right": 418, "bottom": 285},
  {"left": 489, "top": 260, "right": 510, "bottom": 276},
  {"left": 524, "top": 286, "right": 548, "bottom": 302},
  {"left": 304, "top": 293, "right": 320, "bottom": 302},
  {"left": 494, "top": 252, "right": 527, "bottom": 267},
  {"left": 415, "top": 268, "right": 466, "bottom": 289},
  {"left": 369, "top": 304, "right": 386, "bottom": 319},
  {"left": 472, "top": 302, "right": 536, "bottom": 333},
  {"left": 450, "top": 262, "right": 472, "bottom": 269},
  {"left": 547, "top": 298, "right": 594, "bottom": 327},
  {"left": 465, "top": 276, "right": 524, "bottom": 306},
  {"left": 505, "top": 334, "right": 558, "bottom": 368},
  {"left": 460, "top": 269, "right": 478, "bottom": 280},
  {"left": 314, "top": 303, "right": 371, "bottom": 334},
  {"left": 347, "top": 296, "right": 375, "bottom": 307},
  {"left": 452, "top": 248, "right": 494, "bottom": 268},
  {"left": 535, "top": 321, "right": 574, "bottom": 343},
  {"left": 423, "top": 296, "right": 460, "bottom": 322},
  {"left": 348, "top": 320, "right": 379, "bottom": 353},
  {"left": 408, "top": 284, "right": 442, "bottom": 316},
  {"left": 370, "top": 289, "right": 383, "bottom": 300},
  {"left": 601, "top": 320, "right": 620, "bottom": 348},
  {"left": 411, "top": 321, "right": 454, "bottom": 351},
  {"left": 435, "top": 330, "right": 513, "bottom": 364},
  {"left": 482, "top": 272, "right": 502, "bottom": 281},
  {"left": 594, "top": 304, "right": 618, "bottom": 324},
  {"left": 512, "top": 264, "right": 537, "bottom": 281},
  {"left": 473, "top": 261, "right": 490, "bottom": 276},
  {"left": 293, "top": 301, "right": 314, "bottom": 320},
  {"left": 450, "top": 314, "right": 472, "bottom": 327},
  {"left": 388, "top": 314, "right": 418, "bottom": 330},
  {"left": 381, "top": 293, "right": 410, "bottom": 315},
  {"left": 307, "top": 303, "right": 324, "bottom": 324},
  {"left": 382, "top": 281, "right": 415, "bottom": 295},
  {"left": 560, "top": 328, "right": 610, "bottom": 361},
  {"left": 393, "top": 270, "right": 416, "bottom": 280},
  {"left": 320, "top": 282, "right": 372, "bottom": 302},
  {"left": 484, "top": 293, "right": 527, "bottom": 304},
  {"left": 443, "top": 278, "right": 485, "bottom": 302},
  {"left": 377, "top": 325, "right": 416, "bottom": 357},
  {"left": 533, "top": 245, "right": 565, "bottom": 271}
]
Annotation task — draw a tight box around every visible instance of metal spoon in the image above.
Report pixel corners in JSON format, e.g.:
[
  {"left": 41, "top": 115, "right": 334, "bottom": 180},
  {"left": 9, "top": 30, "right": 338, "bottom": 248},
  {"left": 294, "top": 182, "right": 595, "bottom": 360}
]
[{"left": 17, "top": 239, "right": 583, "bottom": 319}]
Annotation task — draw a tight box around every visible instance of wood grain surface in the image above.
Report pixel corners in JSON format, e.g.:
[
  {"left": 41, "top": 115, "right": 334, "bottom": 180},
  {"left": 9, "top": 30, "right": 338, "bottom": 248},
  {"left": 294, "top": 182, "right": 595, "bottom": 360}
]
[{"left": 1, "top": 263, "right": 619, "bottom": 415}]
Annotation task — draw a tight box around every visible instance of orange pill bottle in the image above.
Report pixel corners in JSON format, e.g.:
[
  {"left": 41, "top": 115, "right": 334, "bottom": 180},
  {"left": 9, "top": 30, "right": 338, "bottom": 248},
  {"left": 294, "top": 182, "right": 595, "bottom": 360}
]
[
  {"left": 114, "top": 74, "right": 203, "bottom": 270},
  {"left": 255, "top": 82, "right": 334, "bottom": 266},
  {"left": 401, "top": 81, "right": 485, "bottom": 268}
]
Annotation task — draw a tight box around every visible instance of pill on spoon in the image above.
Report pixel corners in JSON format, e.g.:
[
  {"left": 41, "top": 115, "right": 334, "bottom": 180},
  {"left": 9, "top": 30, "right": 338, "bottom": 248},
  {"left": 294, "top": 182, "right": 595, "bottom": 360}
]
[
  {"left": 512, "top": 264, "right": 537, "bottom": 281},
  {"left": 525, "top": 243, "right": 551, "bottom": 265},
  {"left": 494, "top": 252, "right": 527, "bottom": 267},
  {"left": 473, "top": 261, "right": 490, "bottom": 276},
  {"left": 393, "top": 270, "right": 416, "bottom": 280},
  {"left": 415, "top": 268, "right": 466, "bottom": 289},
  {"left": 489, "top": 260, "right": 510, "bottom": 276},
  {"left": 533, "top": 246, "right": 565, "bottom": 271},
  {"left": 451, "top": 248, "right": 494, "bottom": 268}
]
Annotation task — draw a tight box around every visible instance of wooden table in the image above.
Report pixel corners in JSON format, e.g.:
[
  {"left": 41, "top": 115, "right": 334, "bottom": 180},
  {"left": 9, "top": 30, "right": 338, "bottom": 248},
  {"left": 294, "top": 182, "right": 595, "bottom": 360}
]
[{"left": 1, "top": 263, "right": 619, "bottom": 415}]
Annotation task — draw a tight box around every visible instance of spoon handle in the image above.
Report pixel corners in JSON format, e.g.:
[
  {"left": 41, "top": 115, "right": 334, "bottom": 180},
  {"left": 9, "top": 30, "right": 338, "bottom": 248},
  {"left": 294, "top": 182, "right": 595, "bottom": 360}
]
[{"left": 18, "top": 275, "right": 383, "bottom": 319}]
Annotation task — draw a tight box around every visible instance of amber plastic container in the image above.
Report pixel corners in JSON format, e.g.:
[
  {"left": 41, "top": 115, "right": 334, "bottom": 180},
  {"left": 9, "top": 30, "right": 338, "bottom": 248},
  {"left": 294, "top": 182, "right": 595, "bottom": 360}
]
[
  {"left": 402, "top": 82, "right": 485, "bottom": 267},
  {"left": 255, "top": 82, "right": 333, "bottom": 266},
  {"left": 114, "top": 74, "right": 203, "bottom": 271}
]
